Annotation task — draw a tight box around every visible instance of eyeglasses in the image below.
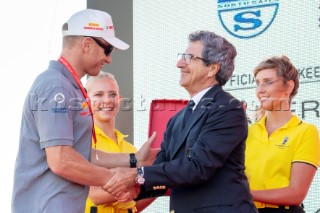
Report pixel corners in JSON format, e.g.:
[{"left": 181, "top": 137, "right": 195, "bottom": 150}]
[
  {"left": 177, "top": 53, "right": 209, "bottom": 65},
  {"left": 88, "top": 37, "right": 115, "bottom": 56},
  {"left": 255, "top": 79, "right": 282, "bottom": 89}
]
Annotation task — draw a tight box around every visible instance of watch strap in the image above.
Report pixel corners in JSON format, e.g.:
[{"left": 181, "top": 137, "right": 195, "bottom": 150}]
[{"left": 129, "top": 153, "right": 137, "bottom": 168}]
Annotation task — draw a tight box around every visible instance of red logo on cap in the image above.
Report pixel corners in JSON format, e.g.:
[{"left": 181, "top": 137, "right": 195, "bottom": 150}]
[{"left": 84, "top": 22, "right": 104, "bottom": 31}]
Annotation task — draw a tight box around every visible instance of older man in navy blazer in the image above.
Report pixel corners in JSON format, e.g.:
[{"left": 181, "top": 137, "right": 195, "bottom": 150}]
[{"left": 104, "top": 30, "right": 258, "bottom": 213}]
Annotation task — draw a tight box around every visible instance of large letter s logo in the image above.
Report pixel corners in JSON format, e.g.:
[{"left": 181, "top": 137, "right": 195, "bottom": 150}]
[
  {"left": 234, "top": 10, "right": 262, "bottom": 32},
  {"left": 217, "top": 1, "right": 279, "bottom": 39}
]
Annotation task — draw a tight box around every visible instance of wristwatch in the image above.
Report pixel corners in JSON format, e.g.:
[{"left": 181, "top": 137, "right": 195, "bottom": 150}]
[
  {"left": 136, "top": 167, "right": 145, "bottom": 185},
  {"left": 129, "top": 153, "right": 137, "bottom": 168}
]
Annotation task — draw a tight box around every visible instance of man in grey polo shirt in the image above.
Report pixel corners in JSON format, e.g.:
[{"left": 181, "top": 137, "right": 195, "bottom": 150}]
[{"left": 11, "top": 9, "right": 156, "bottom": 213}]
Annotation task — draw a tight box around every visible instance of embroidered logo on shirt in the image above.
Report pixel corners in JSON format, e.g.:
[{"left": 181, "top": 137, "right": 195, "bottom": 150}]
[
  {"left": 281, "top": 136, "right": 289, "bottom": 145},
  {"left": 275, "top": 136, "right": 290, "bottom": 149},
  {"left": 51, "top": 108, "right": 67, "bottom": 113},
  {"left": 80, "top": 101, "right": 90, "bottom": 116},
  {"left": 54, "top": 93, "right": 65, "bottom": 103},
  {"left": 52, "top": 93, "right": 67, "bottom": 113}
]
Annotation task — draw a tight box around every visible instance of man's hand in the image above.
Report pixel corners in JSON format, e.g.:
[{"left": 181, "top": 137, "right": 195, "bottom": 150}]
[
  {"left": 136, "top": 132, "right": 160, "bottom": 167},
  {"left": 115, "top": 184, "right": 141, "bottom": 202},
  {"left": 102, "top": 167, "right": 137, "bottom": 197}
]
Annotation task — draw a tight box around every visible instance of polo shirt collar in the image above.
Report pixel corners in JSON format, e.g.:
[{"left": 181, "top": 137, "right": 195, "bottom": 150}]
[
  {"left": 257, "top": 114, "right": 302, "bottom": 128},
  {"left": 49, "top": 60, "right": 80, "bottom": 89},
  {"left": 94, "top": 125, "right": 128, "bottom": 141},
  {"left": 285, "top": 114, "right": 302, "bottom": 127}
]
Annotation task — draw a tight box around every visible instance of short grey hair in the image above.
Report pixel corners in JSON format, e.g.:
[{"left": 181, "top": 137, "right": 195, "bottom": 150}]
[{"left": 189, "top": 30, "right": 237, "bottom": 86}]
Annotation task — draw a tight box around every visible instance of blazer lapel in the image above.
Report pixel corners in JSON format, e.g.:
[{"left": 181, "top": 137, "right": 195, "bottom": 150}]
[
  {"left": 169, "top": 108, "right": 205, "bottom": 160},
  {"left": 169, "top": 86, "right": 222, "bottom": 160}
]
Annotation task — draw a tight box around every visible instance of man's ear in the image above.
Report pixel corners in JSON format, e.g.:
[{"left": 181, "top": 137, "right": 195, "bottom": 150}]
[
  {"left": 82, "top": 37, "right": 92, "bottom": 54},
  {"left": 208, "top": 63, "right": 220, "bottom": 78}
]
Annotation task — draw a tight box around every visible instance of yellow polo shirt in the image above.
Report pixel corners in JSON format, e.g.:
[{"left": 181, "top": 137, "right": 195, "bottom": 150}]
[
  {"left": 85, "top": 125, "right": 137, "bottom": 213},
  {"left": 245, "top": 114, "right": 320, "bottom": 208}
]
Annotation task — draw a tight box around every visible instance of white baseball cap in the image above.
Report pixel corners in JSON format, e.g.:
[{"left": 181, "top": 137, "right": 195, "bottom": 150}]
[{"left": 62, "top": 9, "right": 129, "bottom": 50}]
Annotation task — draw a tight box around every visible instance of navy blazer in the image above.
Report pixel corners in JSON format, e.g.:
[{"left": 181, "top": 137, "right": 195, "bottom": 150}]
[{"left": 139, "top": 86, "right": 257, "bottom": 213}]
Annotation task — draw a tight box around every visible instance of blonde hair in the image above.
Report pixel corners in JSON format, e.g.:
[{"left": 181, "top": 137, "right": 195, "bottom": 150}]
[{"left": 85, "top": 71, "right": 119, "bottom": 93}]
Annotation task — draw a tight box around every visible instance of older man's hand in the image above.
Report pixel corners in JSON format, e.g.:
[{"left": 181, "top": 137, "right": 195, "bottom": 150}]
[
  {"left": 114, "top": 184, "right": 141, "bottom": 202},
  {"left": 102, "top": 167, "right": 137, "bottom": 197}
]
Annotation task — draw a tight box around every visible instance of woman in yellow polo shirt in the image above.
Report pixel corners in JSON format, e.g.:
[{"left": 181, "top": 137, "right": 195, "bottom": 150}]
[
  {"left": 245, "top": 55, "right": 320, "bottom": 213},
  {"left": 85, "top": 72, "right": 156, "bottom": 213}
]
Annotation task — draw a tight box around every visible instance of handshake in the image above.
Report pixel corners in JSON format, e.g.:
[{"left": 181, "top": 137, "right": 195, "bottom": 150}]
[{"left": 100, "top": 132, "right": 159, "bottom": 202}]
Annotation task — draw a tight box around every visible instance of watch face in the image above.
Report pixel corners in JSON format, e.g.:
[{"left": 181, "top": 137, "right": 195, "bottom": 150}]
[{"left": 137, "top": 177, "right": 145, "bottom": 185}]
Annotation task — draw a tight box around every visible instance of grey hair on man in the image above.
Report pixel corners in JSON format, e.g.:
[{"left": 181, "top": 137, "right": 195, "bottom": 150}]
[{"left": 188, "top": 30, "right": 237, "bottom": 86}]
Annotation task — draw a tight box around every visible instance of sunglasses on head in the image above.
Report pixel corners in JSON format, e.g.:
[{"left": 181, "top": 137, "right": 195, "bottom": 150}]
[{"left": 88, "top": 37, "right": 115, "bottom": 56}]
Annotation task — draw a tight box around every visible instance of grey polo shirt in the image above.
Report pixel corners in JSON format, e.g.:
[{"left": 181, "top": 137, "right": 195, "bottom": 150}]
[{"left": 12, "top": 60, "right": 92, "bottom": 213}]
